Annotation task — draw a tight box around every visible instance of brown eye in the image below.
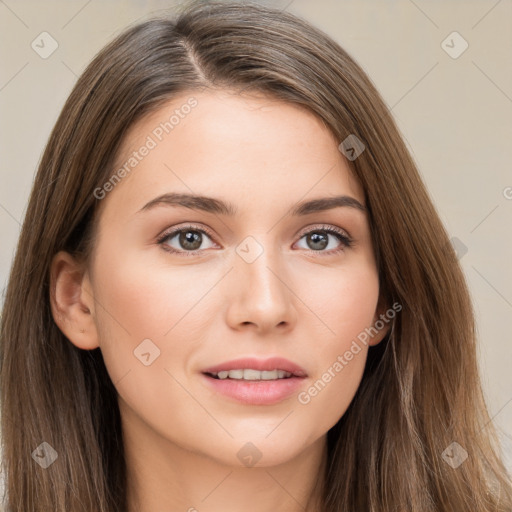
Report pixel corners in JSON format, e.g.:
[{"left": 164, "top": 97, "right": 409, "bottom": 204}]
[
  {"left": 157, "top": 225, "right": 216, "bottom": 256},
  {"left": 177, "top": 230, "right": 203, "bottom": 251}
]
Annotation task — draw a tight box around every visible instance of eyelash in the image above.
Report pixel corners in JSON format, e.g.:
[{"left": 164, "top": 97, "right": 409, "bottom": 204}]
[{"left": 156, "top": 223, "right": 353, "bottom": 257}]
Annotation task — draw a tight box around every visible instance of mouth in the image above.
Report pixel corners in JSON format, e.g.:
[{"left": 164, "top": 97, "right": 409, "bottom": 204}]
[
  {"left": 200, "top": 357, "right": 308, "bottom": 405},
  {"left": 204, "top": 369, "right": 296, "bottom": 381},
  {"left": 201, "top": 356, "right": 308, "bottom": 380}
]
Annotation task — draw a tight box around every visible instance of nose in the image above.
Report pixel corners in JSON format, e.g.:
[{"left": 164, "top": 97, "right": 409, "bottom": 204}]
[{"left": 224, "top": 244, "right": 298, "bottom": 334}]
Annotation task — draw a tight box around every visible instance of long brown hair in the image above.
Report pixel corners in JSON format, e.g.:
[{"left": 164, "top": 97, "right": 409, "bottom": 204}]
[{"left": 1, "top": 1, "right": 510, "bottom": 510}]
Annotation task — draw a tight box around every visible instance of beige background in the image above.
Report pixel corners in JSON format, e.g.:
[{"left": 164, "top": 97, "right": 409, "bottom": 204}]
[{"left": 0, "top": 0, "right": 511, "bottom": 472}]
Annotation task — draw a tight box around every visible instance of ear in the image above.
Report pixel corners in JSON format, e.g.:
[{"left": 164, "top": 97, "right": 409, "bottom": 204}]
[
  {"left": 368, "top": 294, "right": 392, "bottom": 347},
  {"left": 49, "top": 250, "right": 99, "bottom": 350}
]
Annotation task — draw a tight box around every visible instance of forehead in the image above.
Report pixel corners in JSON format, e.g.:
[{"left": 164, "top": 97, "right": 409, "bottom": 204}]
[{"left": 97, "top": 89, "right": 364, "bottom": 220}]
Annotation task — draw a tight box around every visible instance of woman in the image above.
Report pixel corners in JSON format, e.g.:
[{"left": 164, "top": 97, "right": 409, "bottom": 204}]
[{"left": 1, "top": 1, "right": 510, "bottom": 511}]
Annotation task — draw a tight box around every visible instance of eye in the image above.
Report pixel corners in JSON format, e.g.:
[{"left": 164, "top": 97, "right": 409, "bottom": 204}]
[
  {"left": 156, "top": 224, "right": 217, "bottom": 256},
  {"left": 156, "top": 223, "right": 353, "bottom": 257},
  {"left": 294, "top": 224, "right": 353, "bottom": 254}
]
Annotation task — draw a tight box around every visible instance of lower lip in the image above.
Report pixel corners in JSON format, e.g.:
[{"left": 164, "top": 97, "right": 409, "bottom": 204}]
[{"left": 201, "top": 373, "right": 306, "bottom": 405}]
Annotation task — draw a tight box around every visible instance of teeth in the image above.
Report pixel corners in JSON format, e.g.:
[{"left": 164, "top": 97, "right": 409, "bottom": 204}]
[{"left": 212, "top": 369, "right": 293, "bottom": 380}]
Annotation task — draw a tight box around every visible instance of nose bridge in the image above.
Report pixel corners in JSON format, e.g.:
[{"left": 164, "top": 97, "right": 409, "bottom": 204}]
[
  {"left": 236, "top": 233, "right": 284, "bottom": 297},
  {"left": 227, "top": 233, "right": 296, "bottom": 331}
]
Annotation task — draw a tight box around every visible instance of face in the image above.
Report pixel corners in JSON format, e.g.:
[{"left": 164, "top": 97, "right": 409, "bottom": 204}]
[{"left": 72, "top": 90, "right": 388, "bottom": 468}]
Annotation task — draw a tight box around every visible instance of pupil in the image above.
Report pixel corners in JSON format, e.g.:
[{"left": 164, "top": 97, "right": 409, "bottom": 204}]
[
  {"left": 180, "top": 230, "right": 202, "bottom": 250},
  {"left": 309, "top": 231, "right": 328, "bottom": 250}
]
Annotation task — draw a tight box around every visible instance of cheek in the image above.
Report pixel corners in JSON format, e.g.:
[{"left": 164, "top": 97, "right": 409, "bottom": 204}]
[
  {"left": 90, "top": 243, "right": 222, "bottom": 384},
  {"left": 295, "top": 257, "right": 379, "bottom": 343},
  {"left": 92, "top": 240, "right": 213, "bottom": 337},
  {"left": 89, "top": 247, "right": 211, "bottom": 438},
  {"left": 293, "top": 260, "right": 379, "bottom": 424},
  {"left": 89, "top": 244, "right": 176, "bottom": 377}
]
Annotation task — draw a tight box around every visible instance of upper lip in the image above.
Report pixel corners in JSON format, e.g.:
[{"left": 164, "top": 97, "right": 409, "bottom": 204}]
[{"left": 202, "top": 357, "right": 308, "bottom": 377}]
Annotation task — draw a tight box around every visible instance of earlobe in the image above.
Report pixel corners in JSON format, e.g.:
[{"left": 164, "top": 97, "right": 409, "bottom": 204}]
[{"left": 49, "top": 251, "right": 99, "bottom": 350}]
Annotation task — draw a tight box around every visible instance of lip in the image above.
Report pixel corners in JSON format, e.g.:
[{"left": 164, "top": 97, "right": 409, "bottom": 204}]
[
  {"left": 201, "top": 357, "right": 308, "bottom": 378},
  {"left": 200, "top": 357, "right": 308, "bottom": 405},
  {"left": 201, "top": 374, "right": 306, "bottom": 405}
]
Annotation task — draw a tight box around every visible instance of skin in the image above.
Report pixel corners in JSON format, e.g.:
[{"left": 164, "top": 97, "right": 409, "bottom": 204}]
[{"left": 50, "top": 89, "right": 390, "bottom": 512}]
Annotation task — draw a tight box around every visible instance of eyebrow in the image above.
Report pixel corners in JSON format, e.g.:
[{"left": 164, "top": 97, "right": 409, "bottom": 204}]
[{"left": 138, "top": 192, "right": 366, "bottom": 216}]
